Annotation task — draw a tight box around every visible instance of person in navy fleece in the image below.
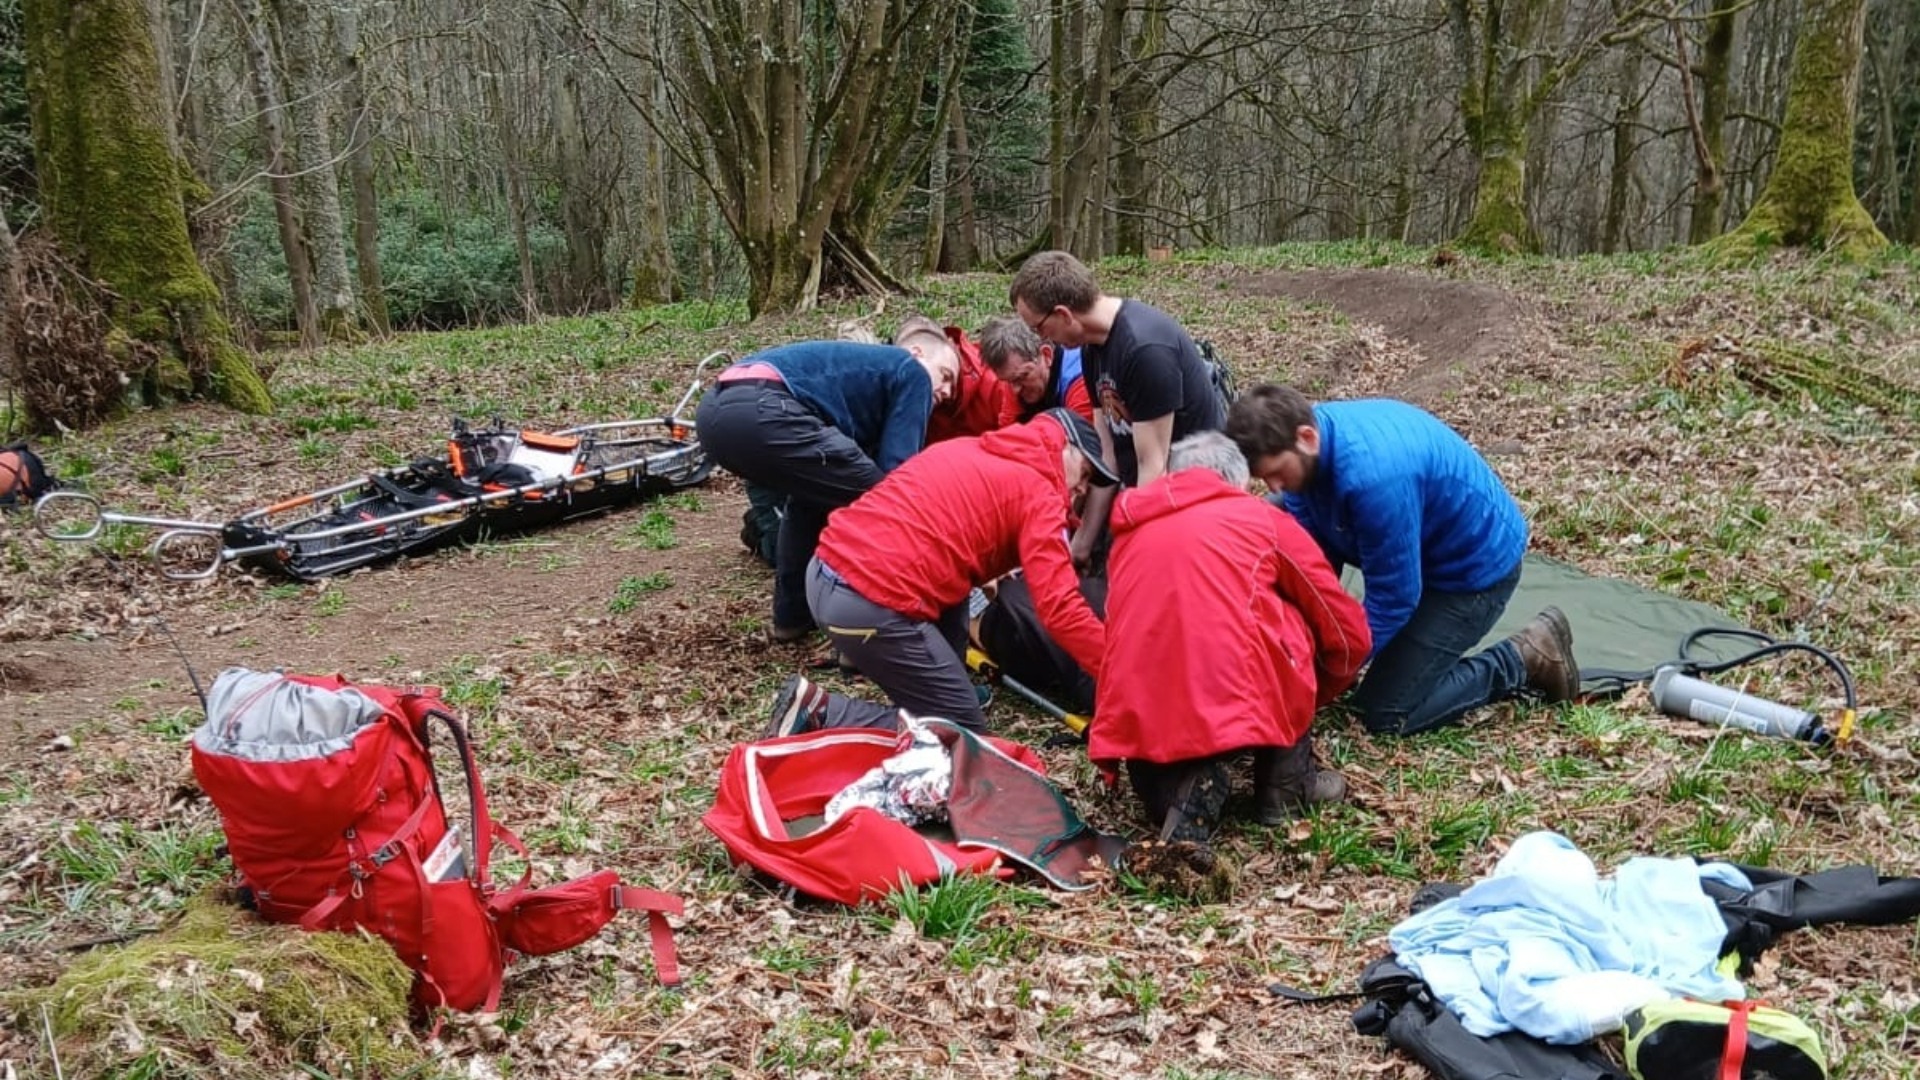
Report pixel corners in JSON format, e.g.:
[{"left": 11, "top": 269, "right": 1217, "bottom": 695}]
[
  {"left": 696, "top": 333, "right": 960, "bottom": 643},
  {"left": 1224, "top": 383, "right": 1579, "bottom": 736}
]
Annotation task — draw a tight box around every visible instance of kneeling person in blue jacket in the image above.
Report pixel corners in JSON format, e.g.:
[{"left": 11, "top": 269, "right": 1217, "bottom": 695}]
[{"left": 1225, "top": 384, "right": 1579, "bottom": 736}]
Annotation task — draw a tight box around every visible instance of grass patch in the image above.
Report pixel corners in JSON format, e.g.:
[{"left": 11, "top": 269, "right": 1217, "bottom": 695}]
[
  {"left": 5, "top": 895, "right": 425, "bottom": 1080},
  {"left": 607, "top": 572, "right": 672, "bottom": 613}
]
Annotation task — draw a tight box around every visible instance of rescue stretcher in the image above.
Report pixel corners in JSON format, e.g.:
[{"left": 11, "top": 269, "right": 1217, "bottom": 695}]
[{"left": 34, "top": 354, "right": 722, "bottom": 581}]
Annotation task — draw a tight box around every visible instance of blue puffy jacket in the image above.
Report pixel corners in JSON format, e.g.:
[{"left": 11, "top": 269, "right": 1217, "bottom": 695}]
[{"left": 1278, "top": 399, "right": 1527, "bottom": 658}]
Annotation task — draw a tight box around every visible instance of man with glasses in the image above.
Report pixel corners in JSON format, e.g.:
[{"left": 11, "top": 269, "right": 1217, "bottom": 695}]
[
  {"left": 1224, "top": 383, "right": 1580, "bottom": 738},
  {"left": 1008, "top": 251, "right": 1224, "bottom": 568},
  {"left": 975, "top": 315, "right": 1093, "bottom": 423}
]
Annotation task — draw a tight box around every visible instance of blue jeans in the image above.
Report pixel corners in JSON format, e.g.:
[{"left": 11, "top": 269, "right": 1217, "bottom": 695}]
[{"left": 1351, "top": 564, "right": 1526, "bottom": 736}]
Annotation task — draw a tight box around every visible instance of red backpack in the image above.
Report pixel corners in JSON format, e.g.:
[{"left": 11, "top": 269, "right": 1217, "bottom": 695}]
[{"left": 190, "top": 669, "right": 681, "bottom": 1012}]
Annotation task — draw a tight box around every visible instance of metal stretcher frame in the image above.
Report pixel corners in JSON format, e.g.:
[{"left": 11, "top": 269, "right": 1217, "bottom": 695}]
[{"left": 35, "top": 353, "right": 724, "bottom": 581}]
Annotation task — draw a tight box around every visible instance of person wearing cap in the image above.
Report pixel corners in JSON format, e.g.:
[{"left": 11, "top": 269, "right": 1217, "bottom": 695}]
[
  {"left": 695, "top": 329, "right": 962, "bottom": 643},
  {"left": 1224, "top": 383, "right": 1580, "bottom": 738},
  {"left": 975, "top": 315, "right": 1094, "bottom": 423},
  {"left": 1008, "top": 250, "right": 1226, "bottom": 568},
  {"left": 1095, "top": 431, "right": 1371, "bottom": 842},
  {"left": 765, "top": 408, "right": 1117, "bottom": 736}
]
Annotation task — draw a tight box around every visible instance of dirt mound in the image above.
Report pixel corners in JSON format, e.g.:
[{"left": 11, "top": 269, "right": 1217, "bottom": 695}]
[{"left": 1225, "top": 268, "right": 1539, "bottom": 404}]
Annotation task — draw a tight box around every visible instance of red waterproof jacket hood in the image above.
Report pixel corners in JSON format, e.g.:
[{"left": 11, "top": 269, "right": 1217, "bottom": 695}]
[
  {"left": 925, "top": 326, "right": 1021, "bottom": 445},
  {"left": 1092, "top": 469, "right": 1369, "bottom": 765},
  {"left": 818, "top": 418, "right": 1104, "bottom": 678}
]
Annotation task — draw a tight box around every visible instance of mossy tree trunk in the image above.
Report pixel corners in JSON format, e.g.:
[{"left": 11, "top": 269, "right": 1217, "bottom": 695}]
[
  {"left": 1445, "top": 0, "right": 1653, "bottom": 253},
  {"left": 1721, "top": 0, "right": 1886, "bottom": 255},
  {"left": 22, "top": 0, "right": 271, "bottom": 415}
]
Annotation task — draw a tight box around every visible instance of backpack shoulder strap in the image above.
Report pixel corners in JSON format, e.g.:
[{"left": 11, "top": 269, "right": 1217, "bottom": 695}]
[{"left": 615, "top": 885, "right": 685, "bottom": 989}]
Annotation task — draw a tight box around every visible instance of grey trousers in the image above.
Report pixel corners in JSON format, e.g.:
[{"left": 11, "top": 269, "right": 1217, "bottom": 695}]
[{"left": 805, "top": 556, "right": 984, "bottom": 731}]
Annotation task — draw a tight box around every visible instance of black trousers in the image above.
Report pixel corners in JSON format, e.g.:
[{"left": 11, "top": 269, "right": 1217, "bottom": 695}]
[{"left": 695, "top": 382, "right": 883, "bottom": 630}]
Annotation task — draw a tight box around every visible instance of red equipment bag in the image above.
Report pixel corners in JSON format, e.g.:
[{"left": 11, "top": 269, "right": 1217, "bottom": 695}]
[
  {"left": 703, "top": 724, "right": 1121, "bottom": 905},
  {"left": 190, "top": 668, "right": 681, "bottom": 1012}
]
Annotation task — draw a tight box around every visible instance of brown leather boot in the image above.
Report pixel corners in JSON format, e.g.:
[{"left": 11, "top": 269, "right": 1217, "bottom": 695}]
[
  {"left": 1254, "top": 738, "right": 1347, "bottom": 825},
  {"left": 1506, "top": 606, "right": 1579, "bottom": 703}
]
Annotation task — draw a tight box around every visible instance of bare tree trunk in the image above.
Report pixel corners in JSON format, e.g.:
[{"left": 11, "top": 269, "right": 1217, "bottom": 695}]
[
  {"left": 941, "top": 92, "right": 978, "bottom": 271},
  {"left": 335, "top": 2, "right": 389, "bottom": 335},
  {"left": 1602, "top": 48, "right": 1642, "bottom": 253},
  {"left": 1723, "top": 0, "right": 1886, "bottom": 254},
  {"left": 234, "top": 0, "right": 318, "bottom": 345},
  {"left": 1910, "top": 125, "right": 1920, "bottom": 244},
  {"left": 553, "top": 63, "right": 610, "bottom": 313},
  {"left": 143, "top": 0, "right": 181, "bottom": 161},
  {"left": 1861, "top": 10, "right": 1905, "bottom": 232},
  {"left": 1688, "top": 3, "right": 1735, "bottom": 243},
  {"left": 923, "top": 94, "right": 948, "bottom": 274},
  {"left": 1047, "top": 0, "right": 1075, "bottom": 248},
  {"left": 629, "top": 67, "right": 676, "bottom": 306},
  {"left": 482, "top": 50, "right": 539, "bottom": 320},
  {"left": 1112, "top": 0, "right": 1164, "bottom": 257},
  {"left": 0, "top": 203, "right": 21, "bottom": 412},
  {"left": 270, "top": 0, "right": 357, "bottom": 335}
]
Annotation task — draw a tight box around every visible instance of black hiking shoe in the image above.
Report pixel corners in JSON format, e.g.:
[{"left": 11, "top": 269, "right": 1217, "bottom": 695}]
[{"left": 765, "top": 675, "right": 829, "bottom": 739}]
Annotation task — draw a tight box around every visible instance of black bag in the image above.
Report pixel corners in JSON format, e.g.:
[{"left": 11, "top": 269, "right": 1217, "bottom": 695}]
[
  {"left": 1702, "top": 862, "right": 1920, "bottom": 973},
  {"left": 974, "top": 572, "right": 1107, "bottom": 716},
  {"left": 0, "top": 441, "right": 58, "bottom": 509},
  {"left": 1348, "top": 957, "right": 1627, "bottom": 1080},
  {"left": 1197, "top": 339, "right": 1239, "bottom": 413}
]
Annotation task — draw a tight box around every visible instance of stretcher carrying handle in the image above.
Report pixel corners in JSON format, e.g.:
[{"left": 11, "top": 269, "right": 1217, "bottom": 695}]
[{"left": 33, "top": 490, "right": 223, "bottom": 543}]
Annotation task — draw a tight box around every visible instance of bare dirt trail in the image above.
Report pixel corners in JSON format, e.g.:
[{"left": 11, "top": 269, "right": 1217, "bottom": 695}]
[
  {"left": 1225, "top": 266, "right": 1546, "bottom": 406},
  {"left": 2, "top": 487, "right": 757, "bottom": 739}
]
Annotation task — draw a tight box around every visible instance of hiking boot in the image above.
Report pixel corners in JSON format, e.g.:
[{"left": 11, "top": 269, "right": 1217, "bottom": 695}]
[
  {"left": 1156, "top": 760, "right": 1233, "bottom": 843},
  {"left": 973, "top": 683, "right": 994, "bottom": 711},
  {"left": 1254, "top": 739, "right": 1347, "bottom": 825},
  {"left": 1506, "top": 606, "right": 1579, "bottom": 703},
  {"left": 764, "top": 674, "right": 829, "bottom": 739},
  {"left": 769, "top": 623, "right": 814, "bottom": 644}
]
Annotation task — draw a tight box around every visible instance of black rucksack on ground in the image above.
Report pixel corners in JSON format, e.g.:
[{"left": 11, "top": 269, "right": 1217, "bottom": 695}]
[{"left": 0, "top": 441, "right": 58, "bottom": 510}]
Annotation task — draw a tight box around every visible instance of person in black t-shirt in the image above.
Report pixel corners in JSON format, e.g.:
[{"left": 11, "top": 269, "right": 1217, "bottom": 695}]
[{"left": 1009, "top": 250, "right": 1224, "bottom": 566}]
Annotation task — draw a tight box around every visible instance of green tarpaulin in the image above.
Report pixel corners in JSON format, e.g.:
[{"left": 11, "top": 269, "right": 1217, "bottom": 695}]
[{"left": 1348, "top": 554, "right": 1752, "bottom": 688}]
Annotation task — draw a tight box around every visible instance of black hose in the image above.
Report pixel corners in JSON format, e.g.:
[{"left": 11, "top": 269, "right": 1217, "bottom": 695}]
[{"left": 1579, "top": 627, "right": 1857, "bottom": 714}]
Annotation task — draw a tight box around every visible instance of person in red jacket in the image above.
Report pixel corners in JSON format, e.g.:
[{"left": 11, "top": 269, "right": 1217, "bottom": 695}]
[
  {"left": 1094, "top": 431, "right": 1371, "bottom": 842},
  {"left": 765, "top": 409, "right": 1118, "bottom": 736},
  {"left": 913, "top": 316, "right": 1023, "bottom": 445}
]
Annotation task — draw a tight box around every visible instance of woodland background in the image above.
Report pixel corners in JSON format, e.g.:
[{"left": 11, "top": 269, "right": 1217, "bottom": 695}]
[{"left": 1, "top": 0, "right": 1916, "bottom": 433}]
